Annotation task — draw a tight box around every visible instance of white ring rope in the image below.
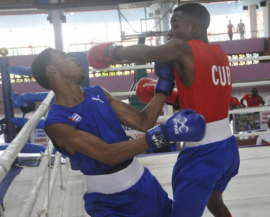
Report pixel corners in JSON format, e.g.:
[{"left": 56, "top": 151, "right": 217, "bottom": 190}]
[
  {"left": 228, "top": 55, "right": 270, "bottom": 62},
  {"left": 90, "top": 65, "right": 153, "bottom": 72},
  {"left": 228, "top": 106, "right": 270, "bottom": 114},
  {"left": 232, "top": 80, "right": 270, "bottom": 88},
  {"left": 19, "top": 141, "right": 54, "bottom": 217},
  {"left": 90, "top": 55, "right": 270, "bottom": 72},
  {"left": 234, "top": 131, "right": 270, "bottom": 138},
  {"left": 38, "top": 152, "right": 62, "bottom": 217},
  {"left": 0, "top": 91, "right": 55, "bottom": 183},
  {"left": 111, "top": 91, "right": 136, "bottom": 97},
  {"left": 56, "top": 158, "right": 70, "bottom": 217},
  {"left": 111, "top": 80, "right": 270, "bottom": 97},
  {"left": 46, "top": 106, "right": 51, "bottom": 217}
]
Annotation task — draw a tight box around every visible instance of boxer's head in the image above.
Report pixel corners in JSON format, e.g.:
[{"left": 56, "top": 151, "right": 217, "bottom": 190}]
[
  {"left": 267, "top": 116, "right": 270, "bottom": 129},
  {"left": 167, "top": 3, "right": 210, "bottom": 41},
  {"left": 32, "top": 48, "right": 85, "bottom": 90}
]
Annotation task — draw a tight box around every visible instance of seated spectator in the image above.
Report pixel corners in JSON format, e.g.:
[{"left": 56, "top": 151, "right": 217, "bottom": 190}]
[
  {"left": 230, "top": 96, "right": 242, "bottom": 110},
  {"left": 240, "top": 87, "right": 265, "bottom": 107},
  {"left": 229, "top": 96, "right": 242, "bottom": 123},
  {"left": 256, "top": 116, "right": 270, "bottom": 145}
]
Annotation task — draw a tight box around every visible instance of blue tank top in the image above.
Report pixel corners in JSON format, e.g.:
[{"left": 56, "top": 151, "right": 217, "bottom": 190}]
[{"left": 45, "top": 86, "right": 129, "bottom": 175}]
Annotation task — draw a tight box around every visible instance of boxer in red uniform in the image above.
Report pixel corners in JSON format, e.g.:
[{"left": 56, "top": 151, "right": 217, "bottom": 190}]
[{"left": 88, "top": 3, "right": 239, "bottom": 217}]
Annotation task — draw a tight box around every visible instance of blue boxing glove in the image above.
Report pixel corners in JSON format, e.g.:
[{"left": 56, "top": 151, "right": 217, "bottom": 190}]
[
  {"left": 154, "top": 62, "right": 175, "bottom": 96},
  {"left": 146, "top": 109, "right": 206, "bottom": 150}
]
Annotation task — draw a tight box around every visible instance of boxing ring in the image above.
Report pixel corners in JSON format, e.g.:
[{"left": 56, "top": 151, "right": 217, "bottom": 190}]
[{"left": 0, "top": 55, "right": 269, "bottom": 217}]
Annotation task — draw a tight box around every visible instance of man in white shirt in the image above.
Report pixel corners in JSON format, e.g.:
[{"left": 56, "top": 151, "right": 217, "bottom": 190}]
[{"left": 256, "top": 116, "right": 270, "bottom": 145}]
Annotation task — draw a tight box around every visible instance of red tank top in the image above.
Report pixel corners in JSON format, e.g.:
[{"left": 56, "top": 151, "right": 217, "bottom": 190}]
[{"left": 174, "top": 40, "right": 232, "bottom": 123}]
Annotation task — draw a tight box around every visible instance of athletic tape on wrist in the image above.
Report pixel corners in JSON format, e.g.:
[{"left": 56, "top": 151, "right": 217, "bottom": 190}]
[
  {"left": 146, "top": 124, "right": 169, "bottom": 149},
  {"left": 155, "top": 78, "right": 175, "bottom": 96}
]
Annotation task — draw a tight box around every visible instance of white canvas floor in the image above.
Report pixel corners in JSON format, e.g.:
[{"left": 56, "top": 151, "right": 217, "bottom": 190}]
[{"left": 3, "top": 146, "right": 270, "bottom": 217}]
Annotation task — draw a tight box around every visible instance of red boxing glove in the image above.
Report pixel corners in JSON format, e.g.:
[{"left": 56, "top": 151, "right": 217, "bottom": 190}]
[
  {"left": 88, "top": 43, "right": 122, "bottom": 69},
  {"left": 136, "top": 78, "right": 179, "bottom": 105},
  {"left": 136, "top": 78, "right": 155, "bottom": 104}
]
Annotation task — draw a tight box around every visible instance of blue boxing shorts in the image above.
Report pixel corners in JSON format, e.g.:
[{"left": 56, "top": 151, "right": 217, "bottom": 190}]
[
  {"left": 83, "top": 158, "right": 172, "bottom": 217},
  {"left": 171, "top": 135, "right": 240, "bottom": 217}
]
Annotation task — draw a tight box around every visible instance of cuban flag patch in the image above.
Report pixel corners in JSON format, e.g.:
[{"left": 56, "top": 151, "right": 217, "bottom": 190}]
[{"left": 68, "top": 113, "right": 82, "bottom": 123}]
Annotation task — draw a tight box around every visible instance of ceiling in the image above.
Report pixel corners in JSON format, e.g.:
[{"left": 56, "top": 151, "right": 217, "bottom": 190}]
[{"left": 0, "top": 0, "right": 229, "bottom": 15}]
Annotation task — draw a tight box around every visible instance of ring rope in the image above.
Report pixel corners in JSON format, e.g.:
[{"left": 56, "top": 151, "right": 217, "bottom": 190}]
[
  {"left": 234, "top": 131, "right": 270, "bottom": 138},
  {"left": 228, "top": 55, "right": 270, "bottom": 62},
  {"left": 110, "top": 80, "right": 270, "bottom": 97},
  {"left": 232, "top": 80, "right": 270, "bottom": 88},
  {"left": 56, "top": 158, "right": 70, "bottom": 217},
  {"left": 228, "top": 106, "right": 270, "bottom": 114},
  {"left": 39, "top": 152, "right": 62, "bottom": 217},
  {"left": 19, "top": 141, "right": 54, "bottom": 217},
  {"left": 46, "top": 106, "right": 51, "bottom": 217},
  {"left": 58, "top": 155, "right": 65, "bottom": 192},
  {"left": 90, "top": 55, "right": 270, "bottom": 72},
  {"left": 0, "top": 91, "right": 55, "bottom": 183}
]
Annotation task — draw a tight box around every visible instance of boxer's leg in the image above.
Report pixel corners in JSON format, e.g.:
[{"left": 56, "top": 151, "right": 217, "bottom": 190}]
[
  {"left": 171, "top": 137, "right": 238, "bottom": 217},
  {"left": 207, "top": 190, "right": 230, "bottom": 217},
  {"left": 207, "top": 137, "right": 239, "bottom": 217}
]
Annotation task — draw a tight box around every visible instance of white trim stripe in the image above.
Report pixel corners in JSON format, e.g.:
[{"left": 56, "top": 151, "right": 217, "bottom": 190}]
[
  {"left": 84, "top": 157, "right": 144, "bottom": 194},
  {"left": 186, "top": 118, "right": 233, "bottom": 147}
]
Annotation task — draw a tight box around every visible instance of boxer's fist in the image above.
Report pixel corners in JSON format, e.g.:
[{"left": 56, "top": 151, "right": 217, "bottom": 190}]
[
  {"left": 136, "top": 78, "right": 178, "bottom": 105},
  {"left": 154, "top": 62, "right": 175, "bottom": 96},
  {"left": 88, "top": 43, "right": 122, "bottom": 69},
  {"left": 136, "top": 78, "right": 155, "bottom": 104},
  {"left": 146, "top": 109, "right": 205, "bottom": 150}
]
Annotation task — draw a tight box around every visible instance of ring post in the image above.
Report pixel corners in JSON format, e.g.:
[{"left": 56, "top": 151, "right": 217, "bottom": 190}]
[{"left": 0, "top": 48, "right": 16, "bottom": 142}]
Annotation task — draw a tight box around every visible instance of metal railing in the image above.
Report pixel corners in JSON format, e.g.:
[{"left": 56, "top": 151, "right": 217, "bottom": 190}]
[
  {"left": 208, "top": 30, "right": 264, "bottom": 42},
  {"left": 6, "top": 46, "right": 49, "bottom": 56}
]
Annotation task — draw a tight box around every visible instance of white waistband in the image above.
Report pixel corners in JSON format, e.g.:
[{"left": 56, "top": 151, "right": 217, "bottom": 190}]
[
  {"left": 84, "top": 157, "right": 144, "bottom": 194},
  {"left": 186, "top": 118, "right": 233, "bottom": 147}
]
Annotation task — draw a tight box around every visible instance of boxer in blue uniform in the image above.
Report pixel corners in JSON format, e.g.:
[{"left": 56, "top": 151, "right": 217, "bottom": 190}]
[{"left": 31, "top": 48, "right": 206, "bottom": 217}]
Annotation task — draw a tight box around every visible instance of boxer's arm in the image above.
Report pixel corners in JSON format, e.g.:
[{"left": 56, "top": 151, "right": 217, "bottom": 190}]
[
  {"left": 114, "top": 39, "right": 192, "bottom": 63},
  {"left": 46, "top": 124, "right": 148, "bottom": 166},
  {"left": 102, "top": 88, "right": 166, "bottom": 132}
]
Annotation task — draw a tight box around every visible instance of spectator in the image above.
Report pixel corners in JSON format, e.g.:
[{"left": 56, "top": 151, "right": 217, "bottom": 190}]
[
  {"left": 227, "top": 20, "right": 235, "bottom": 40},
  {"left": 237, "top": 19, "right": 245, "bottom": 40},
  {"left": 256, "top": 115, "right": 270, "bottom": 145},
  {"left": 229, "top": 96, "right": 241, "bottom": 123},
  {"left": 230, "top": 96, "right": 242, "bottom": 110},
  {"left": 241, "top": 87, "right": 265, "bottom": 107}
]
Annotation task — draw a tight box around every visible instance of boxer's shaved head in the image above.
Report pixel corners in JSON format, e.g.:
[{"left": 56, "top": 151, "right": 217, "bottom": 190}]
[
  {"left": 32, "top": 48, "right": 53, "bottom": 90},
  {"left": 173, "top": 3, "right": 210, "bottom": 30},
  {"left": 168, "top": 3, "right": 210, "bottom": 41}
]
